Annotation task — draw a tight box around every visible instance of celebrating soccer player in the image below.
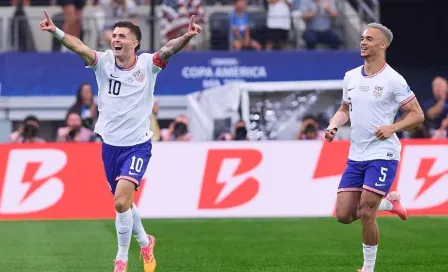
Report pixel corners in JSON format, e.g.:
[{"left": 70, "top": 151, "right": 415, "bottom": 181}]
[
  {"left": 40, "top": 11, "right": 201, "bottom": 272},
  {"left": 325, "top": 23, "right": 425, "bottom": 272}
]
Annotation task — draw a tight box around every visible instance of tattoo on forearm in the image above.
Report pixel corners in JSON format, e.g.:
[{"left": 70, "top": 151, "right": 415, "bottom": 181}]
[{"left": 159, "top": 35, "right": 192, "bottom": 61}]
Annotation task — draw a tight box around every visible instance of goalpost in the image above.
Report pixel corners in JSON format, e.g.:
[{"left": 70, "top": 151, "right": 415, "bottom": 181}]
[{"left": 186, "top": 80, "right": 344, "bottom": 141}]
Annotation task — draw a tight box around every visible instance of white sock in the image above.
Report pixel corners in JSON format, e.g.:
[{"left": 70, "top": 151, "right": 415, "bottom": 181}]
[
  {"left": 378, "top": 199, "right": 393, "bottom": 211},
  {"left": 115, "top": 209, "right": 133, "bottom": 262},
  {"left": 362, "top": 244, "right": 378, "bottom": 272},
  {"left": 131, "top": 203, "right": 150, "bottom": 248}
]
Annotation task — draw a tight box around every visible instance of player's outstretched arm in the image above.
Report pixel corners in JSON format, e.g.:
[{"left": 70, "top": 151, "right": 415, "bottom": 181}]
[
  {"left": 158, "top": 15, "right": 202, "bottom": 63},
  {"left": 39, "top": 11, "right": 96, "bottom": 66},
  {"left": 325, "top": 103, "right": 350, "bottom": 142}
]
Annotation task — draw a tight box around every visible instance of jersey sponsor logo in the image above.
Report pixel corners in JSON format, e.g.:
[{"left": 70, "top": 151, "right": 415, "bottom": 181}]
[
  {"left": 373, "top": 85, "right": 384, "bottom": 98},
  {"left": 198, "top": 149, "right": 262, "bottom": 209},
  {"left": 0, "top": 149, "right": 66, "bottom": 214}
]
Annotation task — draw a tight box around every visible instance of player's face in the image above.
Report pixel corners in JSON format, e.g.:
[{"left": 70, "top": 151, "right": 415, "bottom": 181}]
[
  {"left": 360, "top": 28, "right": 387, "bottom": 58},
  {"left": 111, "top": 27, "right": 138, "bottom": 58}
]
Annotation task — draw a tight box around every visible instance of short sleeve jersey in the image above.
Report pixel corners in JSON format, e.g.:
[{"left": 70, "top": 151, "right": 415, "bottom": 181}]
[
  {"left": 87, "top": 50, "right": 166, "bottom": 146},
  {"left": 342, "top": 64, "right": 415, "bottom": 161}
]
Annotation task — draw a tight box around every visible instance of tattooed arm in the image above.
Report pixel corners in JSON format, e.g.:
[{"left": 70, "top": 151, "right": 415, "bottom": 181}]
[
  {"left": 158, "top": 34, "right": 194, "bottom": 63},
  {"left": 158, "top": 15, "right": 202, "bottom": 63}
]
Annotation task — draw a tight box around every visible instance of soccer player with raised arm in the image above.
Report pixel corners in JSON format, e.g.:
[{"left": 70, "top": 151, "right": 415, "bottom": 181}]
[
  {"left": 40, "top": 11, "right": 201, "bottom": 272},
  {"left": 325, "top": 23, "right": 424, "bottom": 272}
]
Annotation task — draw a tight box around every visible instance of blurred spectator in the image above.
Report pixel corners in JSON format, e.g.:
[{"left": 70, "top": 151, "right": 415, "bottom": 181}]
[
  {"left": 9, "top": 115, "right": 45, "bottom": 143},
  {"left": 58, "top": 0, "right": 84, "bottom": 50},
  {"left": 432, "top": 117, "right": 448, "bottom": 139},
  {"left": 160, "top": 0, "right": 205, "bottom": 50},
  {"left": 151, "top": 98, "right": 161, "bottom": 141},
  {"left": 57, "top": 111, "right": 93, "bottom": 142},
  {"left": 404, "top": 123, "right": 430, "bottom": 139},
  {"left": 160, "top": 114, "right": 193, "bottom": 141},
  {"left": 300, "top": 0, "right": 340, "bottom": 49},
  {"left": 217, "top": 132, "right": 232, "bottom": 141},
  {"left": 99, "top": 0, "right": 138, "bottom": 45},
  {"left": 423, "top": 76, "right": 448, "bottom": 132},
  {"left": 296, "top": 114, "right": 325, "bottom": 140},
  {"left": 232, "top": 120, "right": 249, "bottom": 140},
  {"left": 230, "top": 0, "right": 262, "bottom": 51},
  {"left": 11, "top": 0, "right": 30, "bottom": 6},
  {"left": 68, "top": 83, "right": 98, "bottom": 130},
  {"left": 265, "top": 0, "right": 292, "bottom": 50}
]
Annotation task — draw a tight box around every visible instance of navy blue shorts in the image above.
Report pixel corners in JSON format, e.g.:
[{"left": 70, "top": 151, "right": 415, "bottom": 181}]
[
  {"left": 101, "top": 140, "right": 152, "bottom": 195},
  {"left": 338, "top": 159, "right": 398, "bottom": 196}
]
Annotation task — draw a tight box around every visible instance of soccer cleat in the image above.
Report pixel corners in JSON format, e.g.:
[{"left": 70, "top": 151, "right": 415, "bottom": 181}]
[
  {"left": 386, "top": 191, "right": 408, "bottom": 220},
  {"left": 141, "top": 234, "right": 156, "bottom": 272},
  {"left": 114, "top": 260, "right": 127, "bottom": 272}
]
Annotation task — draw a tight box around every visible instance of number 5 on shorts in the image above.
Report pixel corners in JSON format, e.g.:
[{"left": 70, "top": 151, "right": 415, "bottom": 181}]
[
  {"left": 130, "top": 156, "right": 144, "bottom": 173},
  {"left": 379, "top": 167, "right": 388, "bottom": 182}
]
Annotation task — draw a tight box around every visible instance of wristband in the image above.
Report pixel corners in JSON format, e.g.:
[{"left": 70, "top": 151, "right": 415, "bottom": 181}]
[{"left": 53, "top": 27, "right": 65, "bottom": 40}]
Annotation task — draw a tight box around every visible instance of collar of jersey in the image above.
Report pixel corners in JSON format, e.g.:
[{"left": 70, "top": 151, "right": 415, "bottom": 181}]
[
  {"left": 115, "top": 56, "right": 138, "bottom": 71},
  {"left": 361, "top": 62, "right": 387, "bottom": 78}
]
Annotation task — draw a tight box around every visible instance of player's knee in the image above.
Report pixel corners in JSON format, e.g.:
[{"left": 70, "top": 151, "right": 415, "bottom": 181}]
[
  {"left": 336, "top": 214, "right": 353, "bottom": 224},
  {"left": 114, "top": 195, "right": 131, "bottom": 213},
  {"left": 358, "top": 203, "right": 376, "bottom": 222},
  {"left": 336, "top": 210, "right": 355, "bottom": 224}
]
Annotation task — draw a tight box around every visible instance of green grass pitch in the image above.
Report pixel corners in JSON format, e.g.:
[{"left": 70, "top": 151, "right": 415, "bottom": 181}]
[{"left": 0, "top": 217, "right": 446, "bottom": 271}]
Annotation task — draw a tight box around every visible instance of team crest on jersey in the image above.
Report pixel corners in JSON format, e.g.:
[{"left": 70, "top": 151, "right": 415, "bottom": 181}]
[
  {"left": 132, "top": 70, "right": 145, "bottom": 82},
  {"left": 373, "top": 85, "right": 383, "bottom": 98}
]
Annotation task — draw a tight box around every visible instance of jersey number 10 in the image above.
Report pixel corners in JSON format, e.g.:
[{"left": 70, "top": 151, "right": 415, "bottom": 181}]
[{"left": 108, "top": 79, "right": 121, "bottom": 96}]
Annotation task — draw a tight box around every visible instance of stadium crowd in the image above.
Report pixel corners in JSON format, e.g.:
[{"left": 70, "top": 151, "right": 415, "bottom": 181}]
[
  {"left": 5, "top": 0, "right": 345, "bottom": 51},
  {"left": 8, "top": 76, "right": 448, "bottom": 143}
]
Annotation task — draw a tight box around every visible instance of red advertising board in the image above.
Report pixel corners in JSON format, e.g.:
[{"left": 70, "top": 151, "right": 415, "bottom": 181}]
[{"left": 0, "top": 140, "right": 446, "bottom": 220}]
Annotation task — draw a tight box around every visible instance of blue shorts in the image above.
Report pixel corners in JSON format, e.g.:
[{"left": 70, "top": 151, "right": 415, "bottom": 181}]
[
  {"left": 101, "top": 140, "right": 152, "bottom": 195},
  {"left": 338, "top": 159, "right": 398, "bottom": 196}
]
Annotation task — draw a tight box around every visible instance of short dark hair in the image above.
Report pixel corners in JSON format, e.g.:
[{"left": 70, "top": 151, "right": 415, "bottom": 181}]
[
  {"left": 112, "top": 21, "right": 142, "bottom": 52},
  {"left": 65, "top": 110, "right": 81, "bottom": 122},
  {"left": 23, "top": 115, "right": 39, "bottom": 124}
]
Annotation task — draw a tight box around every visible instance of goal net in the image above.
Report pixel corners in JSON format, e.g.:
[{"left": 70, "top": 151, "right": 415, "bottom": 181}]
[{"left": 186, "top": 80, "right": 346, "bottom": 141}]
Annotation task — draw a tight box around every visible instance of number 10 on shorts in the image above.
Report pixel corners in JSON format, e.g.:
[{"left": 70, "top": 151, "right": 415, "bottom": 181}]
[{"left": 130, "top": 156, "right": 144, "bottom": 173}]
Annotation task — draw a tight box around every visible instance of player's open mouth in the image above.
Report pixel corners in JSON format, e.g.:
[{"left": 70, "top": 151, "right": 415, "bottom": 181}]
[
  {"left": 114, "top": 46, "right": 123, "bottom": 52},
  {"left": 361, "top": 48, "right": 367, "bottom": 53}
]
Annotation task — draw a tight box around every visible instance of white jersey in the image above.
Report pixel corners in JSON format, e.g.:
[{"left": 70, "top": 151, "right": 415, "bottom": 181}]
[
  {"left": 87, "top": 50, "right": 166, "bottom": 146},
  {"left": 342, "top": 63, "right": 415, "bottom": 161}
]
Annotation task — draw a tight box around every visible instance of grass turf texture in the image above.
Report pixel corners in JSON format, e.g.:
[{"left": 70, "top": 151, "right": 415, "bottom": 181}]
[{"left": 0, "top": 217, "right": 446, "bottom": 271}]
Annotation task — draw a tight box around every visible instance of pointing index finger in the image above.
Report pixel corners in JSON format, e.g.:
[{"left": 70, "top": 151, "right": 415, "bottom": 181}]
[
  {"left": 189, "top": 15, "right": 195, "bottom": 27},
  {"left": 44, "top": 10, "right": 51, "bottom": 22}
]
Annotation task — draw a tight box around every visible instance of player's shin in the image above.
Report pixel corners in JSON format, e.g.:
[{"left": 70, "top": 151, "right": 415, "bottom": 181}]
[
  {"left": 359, "top": 191, "right": 381, "bottom": 272},
  {"left": 115, "top": 208, "right": 133, "bottom": 262},
  {"left": 360, "top": 213, "right": 379, "bottom": 272},
  {"left": 131, "top": 203, "right": 150, "bottom": 247}
]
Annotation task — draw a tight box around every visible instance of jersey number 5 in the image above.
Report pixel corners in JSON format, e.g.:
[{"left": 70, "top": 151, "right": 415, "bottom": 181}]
[
  {"left": 379, "top": 167, "right": 388, "bottom": 182},
  {"left": 108, "top": 79, "right": 121, "bottom": 96}
]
